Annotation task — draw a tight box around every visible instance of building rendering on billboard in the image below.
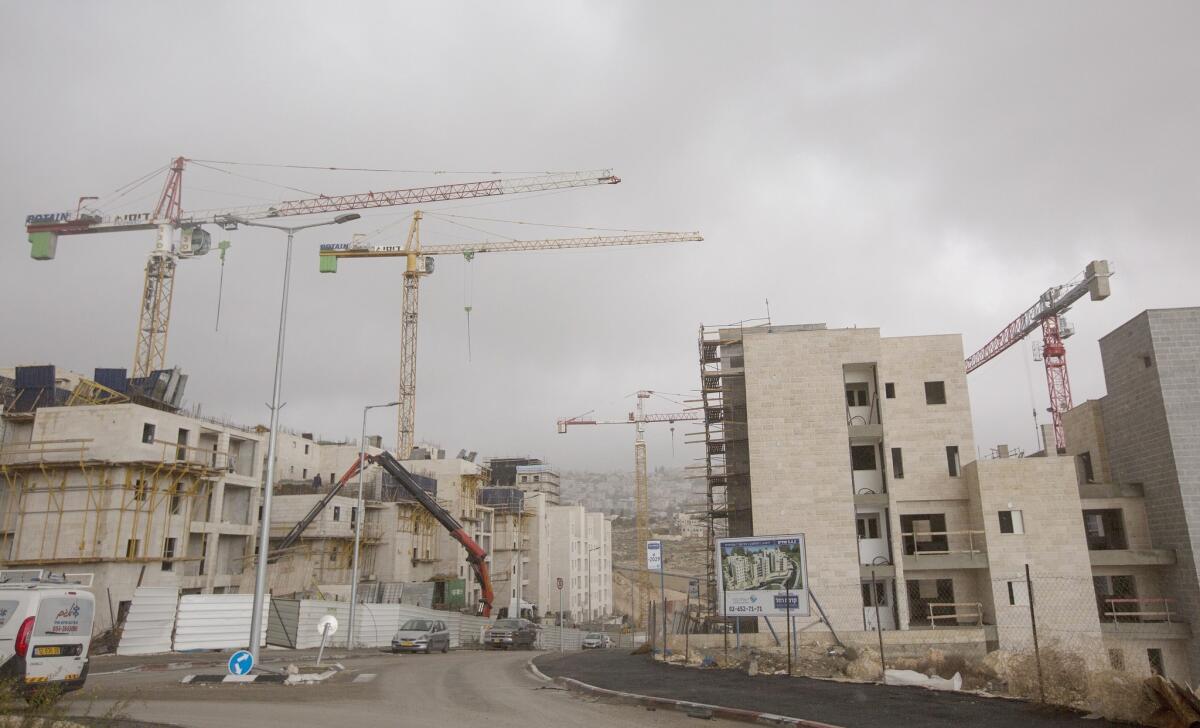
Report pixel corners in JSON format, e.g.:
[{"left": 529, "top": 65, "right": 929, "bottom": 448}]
[{"left": 715, "top": 534, "right": 810, "bottom": 617}]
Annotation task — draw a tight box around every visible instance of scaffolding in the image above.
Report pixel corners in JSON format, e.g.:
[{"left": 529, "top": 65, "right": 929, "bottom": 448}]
[
  {"left": 693, "top": 322, "right": 761, "bottom": 616},
  {"left": 0, "top": 437, "right": 225, "bottom": 567}
]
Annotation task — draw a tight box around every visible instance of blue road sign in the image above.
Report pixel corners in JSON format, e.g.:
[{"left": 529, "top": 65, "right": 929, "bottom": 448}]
[{"left": 228, "top": 649, "right": 254, "bottom": 676}]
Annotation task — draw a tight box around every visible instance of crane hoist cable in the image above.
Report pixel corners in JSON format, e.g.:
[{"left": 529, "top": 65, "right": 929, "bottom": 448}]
[
  {"left": 463, "top": 250, "right": 475, "bottom": 362},
  {"left": 215, "top": 239, "right": 232, "bottom": 331}
]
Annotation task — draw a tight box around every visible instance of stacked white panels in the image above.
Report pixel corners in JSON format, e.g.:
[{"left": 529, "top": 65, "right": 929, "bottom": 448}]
[
  {"left": 173, "top": 594, "right": 268, "bottom": 651},
  {"left": 267, "top": 599, "right": 498, "bottom": 649},
  {"left": 116, "top": 587, "right": 179, "bottom": 656}
]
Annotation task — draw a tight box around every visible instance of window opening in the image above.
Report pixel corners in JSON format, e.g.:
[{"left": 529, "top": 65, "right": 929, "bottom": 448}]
[
  {"left": 1148, "top": 649, "right": 1165, "bottom": 677},
  {"left": 845, "top": 382, "right": 870, "bottom": 408},
  {"left": 851, "top": 445, "right": 878, "bottom": 471},
  {"left": 162, "top": 538, "right": 176, "bottom": 571},
  {"left": 1078, "top": 452, "right": 1095, "bottom": 483},
  {"left": 946, "top": 446, "right": 960, "bottom": 477},
  {"left": 998, "top": 510, "right": 1024, "bottom": 534},
  {"left": 1083, "top": 509, "right": 1127, "bottom": 550},
  {"left": 856, "top": 514, "right": 881, "bottom": 540},
  {"left": 925, "top": 381, "right": 946, "bottom": 405}
]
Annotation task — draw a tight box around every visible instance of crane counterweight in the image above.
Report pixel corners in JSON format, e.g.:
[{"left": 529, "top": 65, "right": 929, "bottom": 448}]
[{"left": 965, "top": 260, "right": 1113, "bottom": 452}]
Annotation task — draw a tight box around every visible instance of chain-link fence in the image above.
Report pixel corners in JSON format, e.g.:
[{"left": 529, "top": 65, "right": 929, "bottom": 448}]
[{"left": 640, "top": 566, "right": 1177, "bottom": 720}]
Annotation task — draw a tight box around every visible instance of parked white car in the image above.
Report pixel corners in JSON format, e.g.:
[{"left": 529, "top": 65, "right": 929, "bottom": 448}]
[
  {"left": 581, "top": 632, "right": 613, "bottom": 649},
  {"left": 0, "top": 571, "right": 95, "bottom": 695}
]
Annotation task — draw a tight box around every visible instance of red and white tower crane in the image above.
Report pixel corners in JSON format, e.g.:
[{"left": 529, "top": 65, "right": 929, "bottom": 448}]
[
  {"left": 24, "top": 158, "right": 621, "bottom": 381},
  {"left": 965, "top": 260, "right": 1113, "bottom": 452}
]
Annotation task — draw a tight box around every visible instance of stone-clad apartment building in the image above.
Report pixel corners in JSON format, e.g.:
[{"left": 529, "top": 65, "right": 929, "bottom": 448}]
[
  {"left": 1064, "top": 307, "right": 1200, "bottom": 681},
  {"left": 705, "top": 313, "right": 1195, "bottom": 682}
]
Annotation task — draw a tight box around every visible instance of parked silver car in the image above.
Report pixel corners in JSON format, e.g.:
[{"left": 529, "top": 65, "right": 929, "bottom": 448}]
[{"left": 391, "top": 619, "right": 450, "bottom": 654}]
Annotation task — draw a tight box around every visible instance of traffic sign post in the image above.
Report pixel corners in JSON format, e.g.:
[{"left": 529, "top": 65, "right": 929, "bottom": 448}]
[
  {"left": 646, "top": 540, "right": 666, "bottom": 657},
  {"left": 228, "top": 649, "right": 254, "bottom": 676},
  {"left": 556, "top": 577, "right": 564, "bottom": 653},
  {"left": 316, "top": 614, "right": 339, "bottom": 667}
]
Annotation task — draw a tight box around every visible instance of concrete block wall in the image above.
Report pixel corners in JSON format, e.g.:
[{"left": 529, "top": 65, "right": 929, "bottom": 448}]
[
  {"left": 1099, "top": 308, "right": 1200, "bottom": 679},
  {"left": 1063, "top": 400, "right": 1113, "bottom": 484},
  {"left": 965, "top": 456, "right": 1104, "bottom": 660}
]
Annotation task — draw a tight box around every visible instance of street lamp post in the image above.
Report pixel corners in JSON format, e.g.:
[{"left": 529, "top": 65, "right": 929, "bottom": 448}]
[
  {"left": 587, "top": 545, "right": 601, "bottom": 624},
  {"left": 232, "top": 212, "right": 360, "bottom": 663},
  {"left": 348, "top": 400, "right": 400, "bottom": 648}
]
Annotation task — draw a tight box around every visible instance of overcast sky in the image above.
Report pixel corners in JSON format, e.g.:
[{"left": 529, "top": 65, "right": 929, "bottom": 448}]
[{"left": 2, "top": 1, "right": 1197, "bottom": 471}]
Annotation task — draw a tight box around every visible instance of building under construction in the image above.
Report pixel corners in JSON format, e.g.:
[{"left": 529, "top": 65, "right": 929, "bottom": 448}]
[
  {"left": 0, "top": 364, "right": 263, "bottom": 632},
  {"left": 694, "top": 314, "right": 1196, "bottom": 683}
]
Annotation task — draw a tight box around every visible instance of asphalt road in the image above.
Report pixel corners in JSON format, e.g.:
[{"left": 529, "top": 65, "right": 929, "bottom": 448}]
[
  {"left": 58, "top": 650, "right": 736, "bottom": 728},
  {"left": 536, "top": 650, "right": 1124, "bottom": 728}
]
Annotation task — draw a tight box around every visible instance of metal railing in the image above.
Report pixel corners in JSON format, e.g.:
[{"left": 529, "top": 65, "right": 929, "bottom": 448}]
[
  {"left": 1103, "top": 597, "right": 1178, "bottom": 624},
  {"left": 900, "top": 530, "right": 987, "bottom": 556},
  {"left": 927, "top": 601, "right": 984, "bottom": 628},
  {"left": 0, "top": 438, "right": 92, "bottom": 465}
]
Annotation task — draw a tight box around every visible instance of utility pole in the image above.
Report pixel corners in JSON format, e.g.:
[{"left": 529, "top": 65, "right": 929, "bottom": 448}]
[{"left": 587, "top": 545, "right": 601, "bottom": 624}]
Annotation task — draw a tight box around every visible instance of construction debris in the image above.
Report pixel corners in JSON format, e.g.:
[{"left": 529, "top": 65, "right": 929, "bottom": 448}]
[
  {"left": 1143, "top": 675, "right": 1200, "bottom": 728},
  {"left": 884, "top": 669, "right": 963, "bottom": 692}
]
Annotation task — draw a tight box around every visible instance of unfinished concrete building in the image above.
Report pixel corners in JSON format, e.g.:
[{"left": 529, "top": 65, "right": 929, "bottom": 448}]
[
  {"left": 480, "top": 487, "right": 543, "bottom": 618},
  {"left": 400, "top": 455, "right": 490, "bottom": 608},
  {"left": 0, "top": 365, "right": 263, "bottom": 632}
]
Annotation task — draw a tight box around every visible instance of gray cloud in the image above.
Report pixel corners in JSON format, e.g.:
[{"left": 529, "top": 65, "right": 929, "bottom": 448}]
[{"left": 2, "top": 1, "right": 1197, "bottom": 469}]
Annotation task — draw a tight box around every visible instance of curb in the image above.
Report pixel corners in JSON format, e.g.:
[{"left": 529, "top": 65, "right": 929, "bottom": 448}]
[
  {"left": 552, "top": 674, "right": 846, "bottom": 728},
  {"left": 527, "top": 659, "right": 553, "bottom": 683}
]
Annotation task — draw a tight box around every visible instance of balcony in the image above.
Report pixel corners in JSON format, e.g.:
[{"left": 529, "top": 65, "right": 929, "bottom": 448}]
[
  {"left": 853, "top": 491, "right": 888, "bottom": 508},
  {"left": 1100, "top": 598, "right": 1191, "bottom": 640},
  {"left": 926, "top": 602, "right": 984, "bottom": 629},
  {"left": 1089, "top": 549, "right": 1175, "bottom": 567},
  {"left": 900, "top": 530, "right": 988, "bottom": 571}
]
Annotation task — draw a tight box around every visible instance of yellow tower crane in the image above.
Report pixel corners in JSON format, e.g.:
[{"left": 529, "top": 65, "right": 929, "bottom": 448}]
[
  {"left": 319, "top": 214, "right": 703, "bottom": 456},
  {"left": 24, "top": 158, "right": 622, "bottom": 382},
  {"left": 557, "top": 391, "right": 703, "bottom": 627}
]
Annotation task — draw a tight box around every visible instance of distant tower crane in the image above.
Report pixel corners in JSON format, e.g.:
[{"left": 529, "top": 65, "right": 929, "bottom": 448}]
[
  {"left": 321, "top": 215, "right": 702, "bottom": 456},
  {"left": 24, "top": 157, "right": 621, "bottom": 381},
  {"left": 557, "top": 391, "right": 702, "bottom": 624},
  {"left": 965, "top": 260, "right": 1113, "bottom": 452}
]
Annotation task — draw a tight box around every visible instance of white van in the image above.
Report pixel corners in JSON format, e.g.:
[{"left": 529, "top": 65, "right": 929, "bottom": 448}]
[{"left": 0, "top": 571, "right": 95, "bottom": 694}]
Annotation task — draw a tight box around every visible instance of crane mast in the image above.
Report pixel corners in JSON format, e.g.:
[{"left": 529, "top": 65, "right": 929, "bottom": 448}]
[
  {"left": 557, "top": 391, "right": 702, "bottom": 625},
  {"left": 24, "top": 159, "right": 621, "bottom": 381},
  {"left": 964, "top": 260, "right": 1112, "bottom": 451},
  {"left": 322, "top": 218, "right": 702, "bottom": 456}
]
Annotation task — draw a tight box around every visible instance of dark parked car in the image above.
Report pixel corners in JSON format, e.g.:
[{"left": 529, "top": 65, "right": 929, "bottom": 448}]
[
  {"left": 485, "top": 618, "right": 538, "bottom": 650},
  {"left": 391, "top": 619, "right": 451, "bottom": 654}
]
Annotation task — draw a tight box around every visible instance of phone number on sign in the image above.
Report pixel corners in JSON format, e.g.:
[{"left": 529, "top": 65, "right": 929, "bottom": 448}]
[{"left": 725, "top": 604, "right": 766, "bottom": 614}]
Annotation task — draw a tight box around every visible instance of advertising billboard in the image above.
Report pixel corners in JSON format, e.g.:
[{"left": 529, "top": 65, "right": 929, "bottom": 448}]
[{"left": 715, "top": 534, "right": 809, "bottom": 617}]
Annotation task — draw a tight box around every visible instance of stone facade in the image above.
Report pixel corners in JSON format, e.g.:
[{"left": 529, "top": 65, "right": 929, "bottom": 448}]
[
  {"left": 1061, "top": 307, "right": 1200, "bottom": 681},
  {"left": 709, "top": 318, "right": 1189, "bottom": 681}
]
